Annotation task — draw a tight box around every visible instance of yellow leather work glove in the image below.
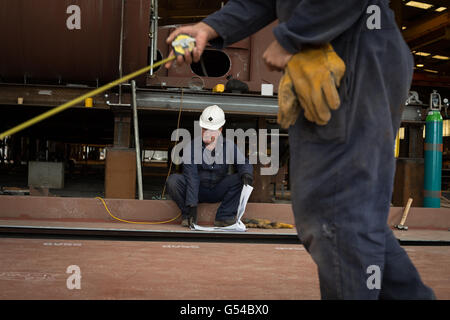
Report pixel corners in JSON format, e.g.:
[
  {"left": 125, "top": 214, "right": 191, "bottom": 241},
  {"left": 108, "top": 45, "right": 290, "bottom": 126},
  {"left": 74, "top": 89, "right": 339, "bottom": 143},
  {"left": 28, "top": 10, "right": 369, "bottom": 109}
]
[
  {"left": 277, "top": 71, "right": 302, "bottom": 129},
  {"left": 277, "top": 43, "right": 346, "bottom": 128}
]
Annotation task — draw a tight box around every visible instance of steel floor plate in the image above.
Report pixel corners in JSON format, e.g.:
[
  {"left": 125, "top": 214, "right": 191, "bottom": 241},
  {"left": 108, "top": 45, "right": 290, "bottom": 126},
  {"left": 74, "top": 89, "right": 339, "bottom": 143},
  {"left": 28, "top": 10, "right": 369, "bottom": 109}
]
[{"left": 0, "top": 237, "right": 449, "bottom": 300}]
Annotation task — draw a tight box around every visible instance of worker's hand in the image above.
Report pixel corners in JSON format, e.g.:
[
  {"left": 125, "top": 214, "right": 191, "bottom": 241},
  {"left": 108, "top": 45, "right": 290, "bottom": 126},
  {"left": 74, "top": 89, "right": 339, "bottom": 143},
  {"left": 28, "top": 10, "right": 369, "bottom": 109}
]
[
  {"left": 278, "top": 44, "right": 346, "bottom": 127},
  {"left": 262, "top": 40, "right": 293, "bottom": 72},
  {"left": 165, "top": 22, "right": 218, "bottom": 68},
  {"left": 241, "top": 173, "right": 253, "bottom": 186}
]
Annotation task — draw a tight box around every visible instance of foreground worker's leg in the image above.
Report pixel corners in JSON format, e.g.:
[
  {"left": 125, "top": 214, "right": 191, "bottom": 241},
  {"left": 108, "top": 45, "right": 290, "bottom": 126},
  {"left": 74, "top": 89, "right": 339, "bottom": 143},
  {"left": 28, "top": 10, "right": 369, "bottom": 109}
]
[
  {"left": 379, "top": 227, "right": 435, "bottom": 299},
  {"left": 288, "top": 6, "right": 433, "bottom": 299},
  {"left": 290, "top": 142, "right": 390, "bottom": 299},
  {"left": 165, "top": 174, "right": 190, "bottom": 218}
]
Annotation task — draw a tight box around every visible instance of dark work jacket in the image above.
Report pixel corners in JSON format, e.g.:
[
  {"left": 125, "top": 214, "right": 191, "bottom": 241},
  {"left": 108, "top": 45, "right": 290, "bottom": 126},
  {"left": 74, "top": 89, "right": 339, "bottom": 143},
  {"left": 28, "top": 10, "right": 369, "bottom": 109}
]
[{"left": 183, "top": 136, "right": 253, "bottom": 207}]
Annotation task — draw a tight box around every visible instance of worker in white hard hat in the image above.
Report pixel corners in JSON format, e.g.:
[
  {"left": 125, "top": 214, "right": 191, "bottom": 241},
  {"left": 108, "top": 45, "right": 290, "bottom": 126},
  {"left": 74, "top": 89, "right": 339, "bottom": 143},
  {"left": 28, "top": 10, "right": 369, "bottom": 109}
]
[{"left": 166, "top": 105, "right": 254, "bottom": 227}]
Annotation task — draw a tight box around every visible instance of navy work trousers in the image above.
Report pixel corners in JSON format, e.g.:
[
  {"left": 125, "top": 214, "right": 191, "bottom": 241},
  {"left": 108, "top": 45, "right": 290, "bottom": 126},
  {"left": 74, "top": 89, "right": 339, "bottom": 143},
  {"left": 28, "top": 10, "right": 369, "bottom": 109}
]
[
  {"left": 287, "top": 24, "right": 435, "bottom": 299},
  {"left": 166, "top": 173, "right": 242, "bottom": 221}
]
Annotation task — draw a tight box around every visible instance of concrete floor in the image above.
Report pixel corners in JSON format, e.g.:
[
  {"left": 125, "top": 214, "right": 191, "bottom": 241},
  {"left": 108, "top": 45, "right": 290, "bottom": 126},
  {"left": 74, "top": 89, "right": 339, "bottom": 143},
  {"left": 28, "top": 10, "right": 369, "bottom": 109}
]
[{"left": 0, "top": 237, "right": 448, "bottom": 300}]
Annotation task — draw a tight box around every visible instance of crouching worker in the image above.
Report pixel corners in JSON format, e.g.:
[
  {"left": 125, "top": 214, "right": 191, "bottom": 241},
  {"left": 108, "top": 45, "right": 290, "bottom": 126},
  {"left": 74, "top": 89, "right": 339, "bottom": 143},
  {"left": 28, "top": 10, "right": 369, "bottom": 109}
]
[{"left": 166, "top": 105, "right": 253, "bottom": 227}]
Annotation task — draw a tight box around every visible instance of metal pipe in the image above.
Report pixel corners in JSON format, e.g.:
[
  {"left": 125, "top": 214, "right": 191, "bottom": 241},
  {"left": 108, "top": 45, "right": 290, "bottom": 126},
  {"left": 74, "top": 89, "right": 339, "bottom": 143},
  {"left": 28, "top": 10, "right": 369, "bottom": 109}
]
[
  {"left": 154, "top": 0, "right": 158, "bottom": 59},
  {"left": 106, "top": 101, "right": 131, "bottom": 107},
  {"left": 132, "top": 80, "right": 144, "bottom": 200},
  {"left": 149, "top": 0, "right": 154, "bottom": 76},
  {"left": 136, "top": 89, "right": 280, "bottom": 116},
  {"left": 149, "top": 0, "right": 159, "bottom": 76},
  {"left": 118, "top": 0, "right": 125, "bottom": 104}
]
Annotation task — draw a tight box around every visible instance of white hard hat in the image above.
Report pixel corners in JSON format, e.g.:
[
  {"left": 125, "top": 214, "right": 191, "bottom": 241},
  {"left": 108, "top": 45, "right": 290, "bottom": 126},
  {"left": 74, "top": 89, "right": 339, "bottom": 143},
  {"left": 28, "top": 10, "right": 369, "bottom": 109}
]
[{"left": 199, "top": 105, "right": 226, "bottom": 130}]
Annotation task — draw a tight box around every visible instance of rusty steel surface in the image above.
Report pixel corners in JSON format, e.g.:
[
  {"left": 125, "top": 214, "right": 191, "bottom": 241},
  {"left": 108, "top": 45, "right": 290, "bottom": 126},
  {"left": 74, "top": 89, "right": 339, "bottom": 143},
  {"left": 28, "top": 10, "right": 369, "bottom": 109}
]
[
  {"left": 0, "top": 237, "right": 449, "bottom": 300},
  {"left": 104, "top": 148, "right": 136, "bottom": 199},
  {"left": 0, "top": 195, "right": 297, "bottom": 225},
  {"left": 393, "top": 158, "right": 424, "bottom": 207},
  {"left": 0, "top": 0, "right": 149, "bottom": 85},
  {"left": 1, "top": 195, "right": 449, "bottom": 230},
  {"left": 392, "top": 229, "right": 450, "bottom": 242},
  {"left": 0, "top": 238, "right": 320, "bottom": 300}
]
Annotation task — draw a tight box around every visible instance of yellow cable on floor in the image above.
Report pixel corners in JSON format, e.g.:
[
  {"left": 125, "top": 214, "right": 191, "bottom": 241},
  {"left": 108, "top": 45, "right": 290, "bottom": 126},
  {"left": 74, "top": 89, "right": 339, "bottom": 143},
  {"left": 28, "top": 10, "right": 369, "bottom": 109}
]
[{"left": 96, "top": 197, "right": 181, "bottom": 225}]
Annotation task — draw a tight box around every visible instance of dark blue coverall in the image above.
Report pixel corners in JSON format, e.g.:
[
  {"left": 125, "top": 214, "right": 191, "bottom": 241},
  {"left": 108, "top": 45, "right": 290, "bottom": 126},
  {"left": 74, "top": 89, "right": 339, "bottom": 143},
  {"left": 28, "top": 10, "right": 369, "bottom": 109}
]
[
  {"left": 202, "top": 0, "right": 435, "bottom": 299},
  {"left": 166, "top": 136, "right": 253, "bottom": 221}
]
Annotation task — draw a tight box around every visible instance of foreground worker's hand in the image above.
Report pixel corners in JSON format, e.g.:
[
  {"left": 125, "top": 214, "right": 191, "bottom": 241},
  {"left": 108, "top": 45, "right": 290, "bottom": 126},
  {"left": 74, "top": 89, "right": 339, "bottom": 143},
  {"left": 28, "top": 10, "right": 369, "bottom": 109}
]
[
  {"left": 262, "top": 40, "right": 293, "bottom": 72},
  {"left": 277, "top": 44, "right": 346, "bottom": 127},
  {"left": 165, "top": 22, "right": 218, "bottom": 68}
]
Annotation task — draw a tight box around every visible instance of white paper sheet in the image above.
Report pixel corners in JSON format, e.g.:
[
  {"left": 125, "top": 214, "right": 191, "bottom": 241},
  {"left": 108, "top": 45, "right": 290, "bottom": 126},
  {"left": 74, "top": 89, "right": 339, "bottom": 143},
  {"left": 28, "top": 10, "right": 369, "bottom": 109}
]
[{"left": 190, "top": 185, "right": 253, "bottom": 232}]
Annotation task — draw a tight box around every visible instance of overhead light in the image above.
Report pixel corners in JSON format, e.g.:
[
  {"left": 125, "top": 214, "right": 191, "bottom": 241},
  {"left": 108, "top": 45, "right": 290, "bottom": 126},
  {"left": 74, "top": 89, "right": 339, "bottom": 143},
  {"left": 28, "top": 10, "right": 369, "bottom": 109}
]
[
  {"left": 432, "top": 55, "right": 449, "bottom": 60},
  {"left": 444, "top": 120, "right": 450, "bottom": 137},
  {"left": 402, "top": 26, "right": 407, "bottom": 30},
  {"left": 399, "top": 127, "right": 405, "bottom": 140},
  {"left": 424, "top": 69, "right": 438, "bottom": 73},
  {"left": 415, "top": 52, "right": 431, "bottom": 56},
  {"left": 405, "top": 1, "right": 434, "bottom": 10},
  {"left": 435, "top": 7, "right": 447, "bottom": 12},
  {"left": 416, "top": 63, "right": 424, "bottom": 67}
]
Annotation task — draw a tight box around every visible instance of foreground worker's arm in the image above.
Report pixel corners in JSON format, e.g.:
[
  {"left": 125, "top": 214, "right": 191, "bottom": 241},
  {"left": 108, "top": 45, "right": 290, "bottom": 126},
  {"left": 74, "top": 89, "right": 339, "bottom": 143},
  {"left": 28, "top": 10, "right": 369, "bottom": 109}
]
[
  {"left": 204, "top": 1, "right": 369, "bottom": 127},
  {"left": 271, "top": 0, "right": 370, "bottom": 54},
  {"left": 167, "top": 0, "right": 369, "bottom": 67},
  {"left": 202, "top": 0, "right": 369, "bottom": 52}
]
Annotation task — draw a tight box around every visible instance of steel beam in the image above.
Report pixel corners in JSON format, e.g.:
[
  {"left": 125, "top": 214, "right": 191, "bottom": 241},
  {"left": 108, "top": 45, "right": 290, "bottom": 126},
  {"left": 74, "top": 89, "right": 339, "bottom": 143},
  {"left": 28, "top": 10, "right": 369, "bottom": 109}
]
[
  {"left": 136, "top": 89, "right": 279, "bottom": 116},
  {"left": 0, "top": 85, "right": 441, "bottom": 121},
  {"left": 403, "top": 12, "right": 450, "bottom": 44}
]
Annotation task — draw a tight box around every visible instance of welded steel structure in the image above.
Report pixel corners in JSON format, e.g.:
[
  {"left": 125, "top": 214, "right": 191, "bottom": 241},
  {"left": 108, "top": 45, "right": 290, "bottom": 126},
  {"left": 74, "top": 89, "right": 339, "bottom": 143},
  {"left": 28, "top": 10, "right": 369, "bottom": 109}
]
[{"left": 0, "top": 0, "right": 281, "bottom": 94}]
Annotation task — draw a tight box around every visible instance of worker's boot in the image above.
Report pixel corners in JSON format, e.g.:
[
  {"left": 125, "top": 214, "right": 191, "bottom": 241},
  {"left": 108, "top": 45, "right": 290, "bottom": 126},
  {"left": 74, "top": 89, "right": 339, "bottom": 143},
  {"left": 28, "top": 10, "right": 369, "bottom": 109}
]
[
  {"left": 214, "top": 218, "right": 236, "bottom": 227},
  {"left": 181, "top": 214, "right": 198, "bottom": 227},
  {"left": 181, "top": 206, "right": 198, "bottom": 227},
  {"left": 181, "top": 217, "right": 190, "bottom": 227}
]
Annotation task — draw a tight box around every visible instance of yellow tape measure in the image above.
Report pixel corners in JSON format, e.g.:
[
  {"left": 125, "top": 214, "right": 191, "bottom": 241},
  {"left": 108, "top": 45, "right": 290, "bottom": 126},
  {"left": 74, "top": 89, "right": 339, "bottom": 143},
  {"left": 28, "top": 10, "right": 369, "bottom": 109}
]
[
  {"left": 0, "top": 34, "right": 196, "bottom": 140},
  {"left": 171, "top": 34, "right": 196, "bottom": 56}
]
